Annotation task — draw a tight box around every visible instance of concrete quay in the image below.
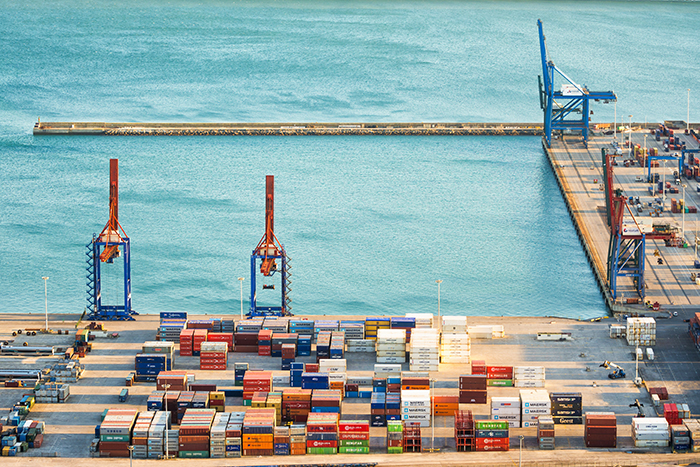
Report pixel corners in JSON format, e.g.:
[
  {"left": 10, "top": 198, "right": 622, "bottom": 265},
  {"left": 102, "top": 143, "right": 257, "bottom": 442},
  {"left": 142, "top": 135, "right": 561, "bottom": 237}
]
[
  {"left": 31, "top": 120, "right": 543, "bottom": 136},
  {"left": 1, "top": 311, "right": 700, "bottom": 466}
]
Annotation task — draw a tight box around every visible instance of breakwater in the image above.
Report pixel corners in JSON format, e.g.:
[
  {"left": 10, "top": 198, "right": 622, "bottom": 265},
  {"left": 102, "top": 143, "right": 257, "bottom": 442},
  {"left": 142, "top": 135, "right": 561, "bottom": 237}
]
[{"left": 32, "top": 121, "right": 543, "bottom": 136}]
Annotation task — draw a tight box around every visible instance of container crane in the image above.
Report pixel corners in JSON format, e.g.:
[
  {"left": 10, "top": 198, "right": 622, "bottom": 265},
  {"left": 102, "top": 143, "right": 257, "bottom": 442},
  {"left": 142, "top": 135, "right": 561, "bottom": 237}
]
[
  {"left": 537, "top": 19, "right": 617, "bottom": 148},
  {"left": 249, "top": 175, "right": 292, "bottom": 317},
  {"left": 86, "top": 159, "right": 136, "bottom": 321}
]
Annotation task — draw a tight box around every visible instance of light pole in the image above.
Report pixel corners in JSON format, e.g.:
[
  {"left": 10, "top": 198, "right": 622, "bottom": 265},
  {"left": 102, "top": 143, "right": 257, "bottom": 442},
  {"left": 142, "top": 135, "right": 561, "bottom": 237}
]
[
  {"left": 42, "top": 276, "right": 49, "bottom": 331},
  {"left": 238, "top": 277, "right": 245, "bottom": 320},
  {"left": 127, "top": 445, "right": 134, "bottom": 467},
  {"left": 628, "top": 115, "right": 633, "bottom": 158},
  {"left": 688, "top": 89, "right": 691, "bottom": 132},
  {"left": 435, "top": 280, "right": 443, "bottom": 331},
  {"left": 683, "top": 184, "right": 687, "bottom": 240},
  {"left": 614, "top": 99, "right": 617, "bottom": 141},
  {"left": 519, "top": 435, "right": 524, "bottom": 467},
  {"left": 163, "top": 383, "right": 171, "bottom": 459}
]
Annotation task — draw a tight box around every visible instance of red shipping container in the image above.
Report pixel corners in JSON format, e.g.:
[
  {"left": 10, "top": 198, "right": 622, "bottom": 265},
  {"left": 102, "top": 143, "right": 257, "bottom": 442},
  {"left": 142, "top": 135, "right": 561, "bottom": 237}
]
[{"left": 306, "top": 440, "right": 337, "bottom": 448}]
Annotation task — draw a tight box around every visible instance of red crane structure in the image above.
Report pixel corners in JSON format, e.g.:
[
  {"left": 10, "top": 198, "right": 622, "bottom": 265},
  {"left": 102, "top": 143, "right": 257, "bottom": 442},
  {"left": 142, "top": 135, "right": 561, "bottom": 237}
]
[{"left": 249, "top": 175, "right": 292, "bottom": 316}]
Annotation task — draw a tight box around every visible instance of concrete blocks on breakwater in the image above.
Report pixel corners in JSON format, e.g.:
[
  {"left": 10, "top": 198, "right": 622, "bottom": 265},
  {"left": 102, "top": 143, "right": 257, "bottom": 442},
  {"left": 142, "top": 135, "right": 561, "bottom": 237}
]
[{"left": 32, "top": 121, "right": 543, "bottom": 136}]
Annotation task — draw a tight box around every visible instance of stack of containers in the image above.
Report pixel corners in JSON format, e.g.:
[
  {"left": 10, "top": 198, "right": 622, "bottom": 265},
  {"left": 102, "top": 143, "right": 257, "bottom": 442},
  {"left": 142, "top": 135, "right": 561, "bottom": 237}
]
[
  {"left": 242, "top": 408, "right": 275, "bottom": 456},
  {"left": 454, "top": 410, "right": 475, "bottom": 452},
  {"left": 459, "top": 374, "right": 487, "bottom": 404},
  {"left": 664, "top": 403, "right": 691, "bottom": 425},
  {"left": 272, "top": 333, "right": 298, "bottom": 357},
  {"left": 319, "top": 359, "right": 347, "bottom": 394},
  {"left": 306, "top": 412, "right": 339, "bottom": 454},
  {"left": 234, "top": 363, "right": 248, "bottom": 387},
  {"left": 179, "top": 329, "right": 194, "bottom": 356},
  {"left": 626, "top": 317, "right": 656, "bottom": 346},
  {"left": 468, "top": 325, "right": 494, "bottom": 339},
  {"left": 671, "top": 424, "right": 691, "bottom": 452},
  {"left": 206, "top": 332, "right": 234, "bottom": 352},
  {"left": 263, "top": 317, "right": 289, "bottom": 333},
  {"left": 282, "top": 388, "right": 312, "bottom": 423},
  {"left": 338, "top": 420, "right": 370, "bottom": 454},
  {"left": 311, "top": 390, "right": 342, "bottom": 414},
  {"left": 474, "top": 420, "right": 509, "bottom": 451},
  {"left": 316, "top": 331, "right": 331, "bottom": 360},
  {"left": 440, "top": 332, "right": 470, "bottom": 364},
  {"left": 297, "top": 334, "right": 312, "bottom": 356},
  {"left": 386, "top": 391, "right": 401, "bottom": 422},
  {"left": 188, "top": 319, "right": 214, "bottom": 331},
  {"left": 289, "top": 424, "right": 306, "bottom": 455},
  {"left": 374, "top": 364, "right": 402, "bottom": 380},
  {"left": 584, "top": 412, "right": 617, "bottom": 447},
  {"left": 209, "top": 391, "right": 225, "bottom": 412},
  {"left": 142, "top": 341, "right": 175, "bottom": 370},
  {"left": 364, "top": 317, "right": 390, "bottom": 341},
  {"left": 290, "top": 362, "right": 305, "bottom": 387},
  {"left": 371, "top": 391, "right": 386, "bottom": 427},
  {"left": 157, "top": 312, "right": 188, "bottom": 342},
  {"left": 134, "top": 354, "right": 167, "bottom": 382},
  {"left": 631, "top": 417, "right": 669, "bottom": 447},
  {"left": 222, "top": 319, "right": 234, "bottom": 334},
  {"left": 176, "top": 392, "right": 194, "bottom": 423},
  {"left": 391, "top": 317, "right": 415, "bottom": 342},
  {"left": 433, "top": 395, "right": 459, "bottom": 417},
  {"left": 274, "top": 426, "right": 290, "bottom": 455},
  {"left": 314, "top": 320, "right": 339, "bottom": 342},
  {"left": 179, "top": 408, "right": 216, "bottom": 458},
  {"left": 301, "top": 372, "right": 330, "bottom": 391},
  {"left": 147, "top": 411, "right": 169, "bottom": 458},
  {"left": 199, "top": 342, "right": 227, "bottom": 370},
  {"left": 192, "top": 329, "right": 208, "bottom": 357},
  {"left": 242, "top": 371, "right": 272, "bottom": 405},
  {"left": 491, "top": 396, "right": 520, "bottom": 428},
  {"left": 402, "top": 422, "right": 422, "bottom": 452},
  {"left": 266, "top": 392, "right": 283, "bottom": 425},
  {"left": 441, "top": 316, "right": 467, "bottom": 333},
  {"left": 232, "top": 330, "right": 258, "bottom": 353},
  {"left": 157, "top": 371, "right": 188, "bottom": 391},
  {"left": 514, "top": 366, "right": 546, "bottom": 388},
  {"left": 400, "top": 390, "right": 431, "bottom": 427},
  {"left": 376, "top": 329, "right": 406, "bottom": 363},
  {"left": 405, "top": 313, "right": 433, "bottom": 328},
  {"left": 550, "top": 392, "right": 582, "bottom": 425},
  {"left": 683, "top": 419, "right": 700, "bottom": 452},
  {"left": 387, "top": 420, "right": 404, "bottom": 453},
  {"left": 131, "top": 411, "right": 154, "bottom": 458},
  {"left": 167, "top": 425, "right": 179, "bottom": 458},
  {"left": 339, "top": 320, "right": 365, "bottom": 340},
  {"left": 281, "top": 343, "right": 296, "bottom": 370},
  {"left": 225, "top": 412, "right": 243, "bottom": 458},
  {"left": 237, "top": 318, "right": 263, "bottom": 334},
  {"left": 471, "top": 360, "right": 486, "bottom": 375},
  {"left": 520, "top": 389, "right": 551, "bottom": 428},
  {"left": 258, "top": 330, "right": 272, "bottom": 356},
  {"left": 538, "top": 416, "right": 555, "bottom": 449},
  {"left": 487, "top": 365, "right": 513, "bottom": 387},
  {"left": 409, "top": 328, "right": 439, "bottom": 371},
  {"left": 290, "top": 319, "right": 314, "bottom": 336},
  {"left": 99, "top": 409, "right": 138, "bottom": 458},
  {"left": 330, "top": 331, "right": 345, "bottom": 359}
]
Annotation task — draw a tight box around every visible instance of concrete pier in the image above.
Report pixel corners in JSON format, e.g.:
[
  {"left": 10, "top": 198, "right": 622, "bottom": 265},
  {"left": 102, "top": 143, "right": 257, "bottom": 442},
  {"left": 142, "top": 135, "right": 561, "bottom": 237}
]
[{"left": 32, "top": 121, "right": 543, "bottom": 136}]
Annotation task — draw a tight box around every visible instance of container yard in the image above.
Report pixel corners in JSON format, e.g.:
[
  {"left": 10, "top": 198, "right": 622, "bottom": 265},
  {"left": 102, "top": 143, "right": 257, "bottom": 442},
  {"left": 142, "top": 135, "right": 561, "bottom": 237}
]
[{"left": 2, "top": 310, "right": 700, "bottom": 466}]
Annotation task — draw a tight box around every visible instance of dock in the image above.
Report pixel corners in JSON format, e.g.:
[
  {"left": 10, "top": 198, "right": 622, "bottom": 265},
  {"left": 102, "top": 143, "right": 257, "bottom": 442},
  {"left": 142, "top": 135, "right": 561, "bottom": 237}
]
[
  {"left": 31, "top": 121, "right": 543, "bottom": 136},
  {"left": 545, "top": 124, "right": 700, "bottom": 314},
  {"left": 1, "top": 311, "right": 700, "bottom": 466}
]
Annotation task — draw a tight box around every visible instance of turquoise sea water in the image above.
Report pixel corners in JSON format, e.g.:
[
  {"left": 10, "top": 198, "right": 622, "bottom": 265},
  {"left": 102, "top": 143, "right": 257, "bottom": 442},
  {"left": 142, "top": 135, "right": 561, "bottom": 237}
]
[{"left": 1, "top": 1, "right": 698, "bottom": 318}]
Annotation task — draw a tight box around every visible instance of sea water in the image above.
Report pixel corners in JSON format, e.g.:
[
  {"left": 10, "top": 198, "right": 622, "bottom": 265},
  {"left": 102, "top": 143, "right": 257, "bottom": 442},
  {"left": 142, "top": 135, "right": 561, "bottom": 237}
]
[{"left": 1, "top": 1, "right": 698, "bottom": 318}]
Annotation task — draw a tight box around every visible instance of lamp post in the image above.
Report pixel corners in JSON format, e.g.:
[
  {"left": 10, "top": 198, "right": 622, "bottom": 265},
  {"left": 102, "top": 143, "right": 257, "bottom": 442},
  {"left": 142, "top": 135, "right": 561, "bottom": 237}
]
[
  {"left": 614, "top": 99, "right": 617, "bottom": 141},
  {"left": 42, "top": 276, "right": 49, "bottom": 331},
  {"left": 238, "top": 277, "right": 245, "bottom": 320},
  {"left": 519, "top": 435, "right": 524, "bottom": 467},
  {"left": 688, "top": 89, "right": 691, "bottom": 132},
  {"left": 683, "top": 184, "right": 687, "bottom": 239},
  {"left": 163, "top": 383, "right": 171, "bottom": 459},
  {"left": 435, "top": 280, "right": 443, "bottom": 332},
  {"left": 127, "top": 445, "right": 134, "bottom": 467},
  {"left": 628, "top": 115, "right": 633, "bottom": 158}
]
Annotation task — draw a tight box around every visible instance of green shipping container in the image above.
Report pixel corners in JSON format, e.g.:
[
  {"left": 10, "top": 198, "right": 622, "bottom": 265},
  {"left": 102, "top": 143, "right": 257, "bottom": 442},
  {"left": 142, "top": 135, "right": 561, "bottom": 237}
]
[
  {"left": 388, "top": 446, "right": 404, "bottom": 454},
  {"left": 100, "top": 434, "right": 131, "bottom": 442},
  {"left": 339, "top": 439, "right": 369, "bottom": 447},
  {"left": 339, "top": 446, "right": 370, "bottom": 454},
  {"left": 100, "top": 409, "right": 109, "bottom": 422},
  {"left": 474, "top": 420, "right": 509, "bottom": 430},
  {"left": 487, "top": 379, "right": 513, "bottom": 387},
  {"left": 387, "top": 422, "right": 404, "bottom": 432},
  {"left": 179, "top": 451, "right": 209, "bottom": 458},
  {"left": 307, "top": 447, "right": 337, "bottom": 455},
  {"left": 243, "top": 399, "right": 252, "bottom": 406}
]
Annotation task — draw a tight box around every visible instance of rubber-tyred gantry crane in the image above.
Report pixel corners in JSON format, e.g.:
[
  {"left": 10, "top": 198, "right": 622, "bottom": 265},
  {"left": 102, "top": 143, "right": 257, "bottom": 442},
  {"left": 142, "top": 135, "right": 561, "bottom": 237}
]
[
  {"left": 86, "top": 159, "right": 136, "bottom": 321},
  {"left": 250, "top": 175, "right": 292, "bottom": 317},
  {"left": 538, "top": 19, "right": 617, "bottom": 148}
]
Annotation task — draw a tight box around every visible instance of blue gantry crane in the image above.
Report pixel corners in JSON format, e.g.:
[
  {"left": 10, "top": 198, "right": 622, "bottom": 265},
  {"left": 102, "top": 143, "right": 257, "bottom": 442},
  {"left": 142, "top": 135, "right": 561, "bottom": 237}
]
[
  {"left": 538, "top": 19, "right": 617, "bottom": 148},
  {"left": 249, "top": 175, "right": 292, "bottom": 317},
  {"left": 86, "top": 159, "right": 136, "bottom": 321}
]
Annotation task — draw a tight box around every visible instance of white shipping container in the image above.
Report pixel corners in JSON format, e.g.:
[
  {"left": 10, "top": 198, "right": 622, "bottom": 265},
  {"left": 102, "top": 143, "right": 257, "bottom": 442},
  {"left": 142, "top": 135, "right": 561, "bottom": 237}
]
[
  {"left": 491, "top": 408, "right": 521, "bottom": 416},
  {"left": 522, "top": 407, "right": 551, "bottom": 415},
  {"left": 514, "top": 373, "right": 546, "bottom": 380},
  {"left": 377, "top": 356, "right": 406, "bottom": 363},
  {"left": 633, "top": 431, "right": 670, "bottom": 441},
  {"left": 402, "top": 407, "right": 431, "bottom": 414},
  {"left": 634, "top": 439, "right": 669, "bottom": 447},
  {"left": 515, "top": 379, "right": 545, "bottom": 388},
  {"left": 491, "top": 397, "right": 521, "bottom": 408},
  {"left": 632, "top": 417, "right": 669, "bottom": 431},
  {"left": 492, "top": 414, "right": 520, "bottom": 421},
  {"left": 513, "top": 366, "right": 545, "bottom": 375}
]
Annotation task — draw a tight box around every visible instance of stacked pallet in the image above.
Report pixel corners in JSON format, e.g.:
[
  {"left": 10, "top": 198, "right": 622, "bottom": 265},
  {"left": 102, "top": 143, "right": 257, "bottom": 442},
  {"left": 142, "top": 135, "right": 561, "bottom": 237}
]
[
  {"left": 290, "top": 424, "right": 306, "bottom": 455},
  {"left": 409, "top": 328, "right": 439, "bottom": 371},
  {"left": 487, "top": 365, "right": 513, "bottom": 387},
  {"left": 387, "top": 420, "right": 404, "bottom": 453},
  {"left": 131, "top": 411, "right": 154, "bottom": 458},
  {"left": 242, "top": 371, "right": 272, "bottom": 404},
  {"left": 584, "top": 412, "right": 616, "bottom": 447},
  {"left": 225, "top": 412, "right": 243, "bottom": 458},
  {"left": 364, "top": 317, "right": 390, "bottom": 341},
  {"left": 391, "top": 317, "right": 415, "bottom": 342},
  {"left": 339, "top": 320, "right": 365, "bottom": 340},
  {"left": 148, "top": 411, "right": 169, "bottom": 458},
  {"left": 405, "top": 313, "right": 433, "bottom": 328},
  {"left": 319, "top": 359, "right": 346, "bottom": 394},
  {"left": 491, "top": 396, "right": 520, "bottom": 428},
  {"left": 274, "top": 426, "right": 290, "bottom": 455},
  {"left": 376, "top": 329, "right": 406, "bottom": 363},
  {"left": 538, "top": 416, "right": 555, "bottom": 449},
  {"left": 520, "top": 389, "right": 551, "bottom": 428},
  {"left": 338, "top": 420, "right": 370, "bottom": 454},
  {"left": 401, "top": 390, "right": 431, "bottom": 428},
  {"left": 306, "top": 412, "right": 339, "bottom": 454},
  {"left": 632, "top": 417, "right": 669, "bottom": 447},
  {"left": 551, "top": 392, "right": 582, "bottom": 425},
  {"left": 672, "top": 424, "right": 691, "bottom": 452},
  {"left": 440, "top": 332, "right": 470, "bottom": 364},
  {"left": 242, "top": 408, "right": 275, "bottom": 456},
  {"left": 206, "top": 332, "right": 234, "bottom": 352},
  {"left": 258, "top": 330, "right": 272, "bottom": 356},
  {"left": 626, "top": 317, "right": 656, "bottom": 346},
  {"left": 683, "top": 419, "right": 700, "bottom": 452},
  {"left": 433, "top": 395, "right": 459, "bottom": 416},
  {"left": 200, "top": 342, "right": 227, "bottom": 370},
  {"left": 99, "top": 409, "right": 138, "bottom": 458},
  {"left": 454, "top": 410, "right": 475, "bottom": 452},
  {"left": 514, "top": 366, "right": 545, "bottom": 388},
  {"left": 143, "top": 341, "right": 175, "bottom": 370},
  {"left": 402, "top": 422, "right": 422, "bottom": 452},
  {"left": 283, "top": 388, "right": 312, "bottom": 423},
  {"left": 475, "top": 420, "right": 509, "bottom": 451},
  {"left": 459, "top": 374, "right": 487, "bottom": 404}
]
